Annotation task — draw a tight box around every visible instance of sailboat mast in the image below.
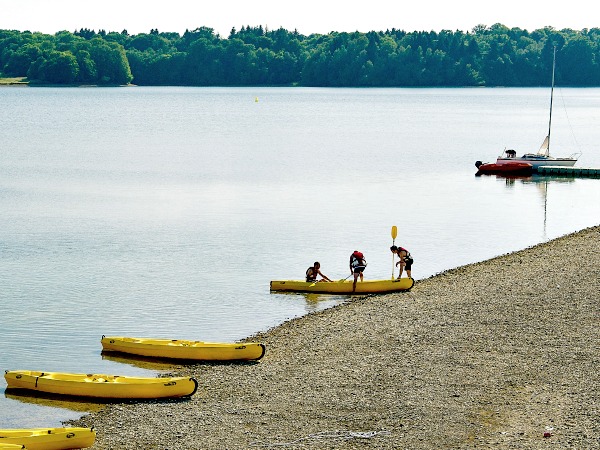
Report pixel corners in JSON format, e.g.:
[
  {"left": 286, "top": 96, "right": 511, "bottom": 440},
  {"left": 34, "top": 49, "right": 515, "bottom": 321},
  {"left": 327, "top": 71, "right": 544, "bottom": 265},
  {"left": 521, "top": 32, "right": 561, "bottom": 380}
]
[{"left": 547, "top": 46, "right": 556, "bottom": 155}]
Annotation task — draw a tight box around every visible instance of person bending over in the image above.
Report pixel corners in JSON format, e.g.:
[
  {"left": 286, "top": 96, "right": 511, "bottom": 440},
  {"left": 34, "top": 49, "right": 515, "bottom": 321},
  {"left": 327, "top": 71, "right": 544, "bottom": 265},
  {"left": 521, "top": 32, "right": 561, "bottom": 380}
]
[{"left": 390, "top": 245, "right": 413, "bottom": 279}]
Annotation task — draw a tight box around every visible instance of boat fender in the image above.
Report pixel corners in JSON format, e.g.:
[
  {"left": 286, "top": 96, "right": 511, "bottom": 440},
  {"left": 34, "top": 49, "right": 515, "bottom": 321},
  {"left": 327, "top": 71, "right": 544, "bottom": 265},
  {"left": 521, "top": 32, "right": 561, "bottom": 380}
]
[
  {"left": 256, "top": 343, "right": 266, "bottom": 360},
  {"left": 189, "top": 377, "right": 199, "bottom": 396}
]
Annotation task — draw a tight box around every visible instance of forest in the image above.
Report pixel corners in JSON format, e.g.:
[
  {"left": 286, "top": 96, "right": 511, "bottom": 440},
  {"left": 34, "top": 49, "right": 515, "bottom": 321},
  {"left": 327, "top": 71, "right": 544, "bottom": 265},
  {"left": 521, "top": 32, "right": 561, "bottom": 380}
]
[{"left": 1, "top": 23, "right": 600, "bottom": 86}]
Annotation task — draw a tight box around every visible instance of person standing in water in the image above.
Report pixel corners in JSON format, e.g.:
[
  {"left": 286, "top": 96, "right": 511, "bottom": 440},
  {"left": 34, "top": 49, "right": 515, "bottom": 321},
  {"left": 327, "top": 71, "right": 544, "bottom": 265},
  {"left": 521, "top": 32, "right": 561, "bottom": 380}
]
[{"left": 349, "top": 250, "right": 367, "bottom": 292}]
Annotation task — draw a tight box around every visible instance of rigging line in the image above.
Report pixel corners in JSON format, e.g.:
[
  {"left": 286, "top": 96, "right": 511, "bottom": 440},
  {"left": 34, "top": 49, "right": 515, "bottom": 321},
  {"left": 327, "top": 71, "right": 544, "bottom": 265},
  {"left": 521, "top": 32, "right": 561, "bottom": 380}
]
[{"left": 556, "top": 86, "right": 584, "bottom": 154}]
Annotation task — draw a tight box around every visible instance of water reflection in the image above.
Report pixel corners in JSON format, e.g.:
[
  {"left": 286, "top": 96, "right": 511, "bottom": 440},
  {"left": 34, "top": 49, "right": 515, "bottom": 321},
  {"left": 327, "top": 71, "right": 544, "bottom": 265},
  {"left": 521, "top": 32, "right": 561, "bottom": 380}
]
[
  {"left": 5, "top": 390, "right": 106, "bottom": 413},
  {"left": 494, "top": 174, "right": 580, "bottom": 240},
  {"left": 4, "top": 387, "right": 195, "bottom": 410},
  {"left": 522, "top": 175, "right": 577, "bottom": 239},
  {"left": 100, "top": 351, "right": 261, "bottom": 369},
  {"left": 100, "top": 352, "right": 178, "bottom": 372},
  {"left": 270, "top": 291, "right": 347, "bottom": 313},
  {"left": 518, "top": 174, "right": 576, "bottom": 185}
]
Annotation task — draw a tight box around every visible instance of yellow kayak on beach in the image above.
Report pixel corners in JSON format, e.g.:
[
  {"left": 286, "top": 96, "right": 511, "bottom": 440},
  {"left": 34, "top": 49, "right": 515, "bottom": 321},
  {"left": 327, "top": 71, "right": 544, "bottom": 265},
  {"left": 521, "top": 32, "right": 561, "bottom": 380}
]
[
  {"left": 4, "top": 370, "right": 197, "bottom": 399},
  {"left": 101, "top": 336, "right": 266, "bottom": 361},
  {"left": 0, "top": 427, "right": 95, "bottom": 450},
  {"left": 270, "top": 277, "right": 414, "bottom": 294}
]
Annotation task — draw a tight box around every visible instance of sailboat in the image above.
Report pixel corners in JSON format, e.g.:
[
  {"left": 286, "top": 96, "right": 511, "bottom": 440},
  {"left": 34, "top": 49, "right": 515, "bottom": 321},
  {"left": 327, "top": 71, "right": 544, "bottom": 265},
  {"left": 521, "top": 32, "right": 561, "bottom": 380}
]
[{"left": 496, "top": 46, "right": 579, "bottom": 168}]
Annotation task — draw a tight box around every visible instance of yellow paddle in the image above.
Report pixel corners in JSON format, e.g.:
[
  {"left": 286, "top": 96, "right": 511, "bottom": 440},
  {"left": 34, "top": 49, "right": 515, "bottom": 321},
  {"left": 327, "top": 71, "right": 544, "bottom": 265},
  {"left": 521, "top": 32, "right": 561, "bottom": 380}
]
[{"left": 391, "top": 225, "right": 398, "bottom": 279}]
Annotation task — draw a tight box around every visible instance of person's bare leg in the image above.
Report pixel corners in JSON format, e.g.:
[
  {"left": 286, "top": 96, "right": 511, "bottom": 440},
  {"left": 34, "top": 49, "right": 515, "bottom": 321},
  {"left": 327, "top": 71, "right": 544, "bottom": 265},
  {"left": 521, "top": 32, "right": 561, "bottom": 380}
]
[{"left": 397, "top": 265, "right": 404, "bottom": 279}]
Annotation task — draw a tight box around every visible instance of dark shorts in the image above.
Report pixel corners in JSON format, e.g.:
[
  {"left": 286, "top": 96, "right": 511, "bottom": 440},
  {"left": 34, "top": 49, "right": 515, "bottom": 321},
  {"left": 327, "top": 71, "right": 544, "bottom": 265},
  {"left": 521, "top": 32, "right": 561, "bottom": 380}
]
[
  {"left": 404, "top": 258, "right": 413, "bottom": 270},
  {"left": 353, "top": 266, "right": 366, "bottom": 274},
  {"left": 306, "top": 277, "right": 317, "bottom": 282}
]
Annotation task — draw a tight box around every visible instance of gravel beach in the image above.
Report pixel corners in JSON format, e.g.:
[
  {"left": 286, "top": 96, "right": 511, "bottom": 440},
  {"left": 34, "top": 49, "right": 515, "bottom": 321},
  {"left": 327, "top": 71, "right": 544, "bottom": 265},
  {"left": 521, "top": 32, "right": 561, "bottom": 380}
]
[{"left": 72, "top": 225, "right": 600, "bottom": 449}]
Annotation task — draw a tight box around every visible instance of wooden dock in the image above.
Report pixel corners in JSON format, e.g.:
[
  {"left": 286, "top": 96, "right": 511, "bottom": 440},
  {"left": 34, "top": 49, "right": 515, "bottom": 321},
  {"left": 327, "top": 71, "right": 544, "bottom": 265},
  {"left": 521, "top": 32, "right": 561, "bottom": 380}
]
[{"left": 535, "top": 166, "right": 600, "bottom": 178}]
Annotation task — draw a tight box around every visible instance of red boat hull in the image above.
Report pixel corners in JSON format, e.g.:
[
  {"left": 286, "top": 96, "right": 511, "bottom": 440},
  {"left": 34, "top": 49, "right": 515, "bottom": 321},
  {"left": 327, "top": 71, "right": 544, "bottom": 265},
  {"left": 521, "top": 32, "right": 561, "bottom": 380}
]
[{"left": 476, "top": 162, "right": 533, "bottom": 175}]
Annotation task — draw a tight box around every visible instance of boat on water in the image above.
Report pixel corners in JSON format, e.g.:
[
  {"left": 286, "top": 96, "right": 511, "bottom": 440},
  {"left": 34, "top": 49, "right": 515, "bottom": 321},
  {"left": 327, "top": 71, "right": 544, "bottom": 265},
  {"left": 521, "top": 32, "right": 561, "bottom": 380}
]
[
  {"left": 270, "top": 278, "right": 414, "bottom": 294},
  {"left": 4, "top": 370, "right": 198, "bottom": 399},
  {"left": 494, "top": 47, "right": 579, "bottom": 168},
  {"left": 495, "top": 145, "right": 577, "bottom": 168},
  {"left": 101, "top": 336, "right": 266, "bottom": 361},
  {"left": 0, "top": 427, "right": 95, "bottom": 450},
  {"left": 475, "top": 160, "right": 533, "bottom": 176}
]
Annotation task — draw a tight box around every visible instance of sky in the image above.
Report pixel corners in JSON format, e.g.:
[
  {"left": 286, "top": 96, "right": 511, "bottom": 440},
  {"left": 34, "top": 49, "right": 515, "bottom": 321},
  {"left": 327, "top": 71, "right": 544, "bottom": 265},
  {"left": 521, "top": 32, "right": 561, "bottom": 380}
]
[{"left": 0, "top": 0, "right": 596, "bottom": 37}]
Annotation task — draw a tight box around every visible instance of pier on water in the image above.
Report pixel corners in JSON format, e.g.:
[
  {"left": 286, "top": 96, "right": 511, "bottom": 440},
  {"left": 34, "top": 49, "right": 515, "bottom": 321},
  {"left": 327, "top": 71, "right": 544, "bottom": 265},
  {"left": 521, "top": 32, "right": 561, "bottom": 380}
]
[{"left": 535, "top": 166, "right": 600, "bottom": 178}]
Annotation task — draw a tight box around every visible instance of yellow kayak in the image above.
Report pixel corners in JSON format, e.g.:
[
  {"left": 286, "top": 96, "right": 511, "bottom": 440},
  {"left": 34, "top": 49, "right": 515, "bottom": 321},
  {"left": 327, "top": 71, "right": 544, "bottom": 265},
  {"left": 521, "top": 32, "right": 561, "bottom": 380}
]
[
  {"left": 4, "top": 370, "right": 197, "bottom": 399},
  {"left": 101, "top": 336, "right": 266, "bottom": 361},
  {"left": 0, "top": 427, "right": 95, "bottom": 450},
  {"left": 270, "top": 277, "right": 414, "bottom": 294}
]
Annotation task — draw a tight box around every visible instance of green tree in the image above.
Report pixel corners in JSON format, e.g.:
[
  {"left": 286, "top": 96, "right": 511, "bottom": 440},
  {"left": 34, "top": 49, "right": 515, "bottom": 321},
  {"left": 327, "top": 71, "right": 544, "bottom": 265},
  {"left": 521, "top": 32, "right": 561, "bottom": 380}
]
[
  {"left": 75, "top": 49, "right": 97, "bottom": 82},
  {"left": 129, "top": 33, "right": 172, "bottom": 52},
  {"left": 560, "top": 36, "right": 597, "bottom": 85},
  {"left": 89, "top": 38, "right": 132, "bottom": 84},
  {"left": 34, "top": 50, "right": 79, "bottom": 83},
  {"left": 3, "top": 43, "right": 42, "bottom": 76},
  {"left": 182, "top": 37, "right": 225, "bottom": 85}
]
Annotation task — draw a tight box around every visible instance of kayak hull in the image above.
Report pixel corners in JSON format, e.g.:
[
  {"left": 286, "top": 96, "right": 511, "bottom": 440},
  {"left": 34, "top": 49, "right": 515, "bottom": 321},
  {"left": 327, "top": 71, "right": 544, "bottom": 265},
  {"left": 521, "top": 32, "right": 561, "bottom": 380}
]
[
  {"left": 4, "top": 370, "right": 197, "bottom": 399},
  {"left": 101, "top": 336, "right": 266, "bottom": 361},
  {"left": 270, "top": 278, "right": 414, "bottom": 294},
  {"left": 0, "top": 427, "right": 95, "bottom": 450}
]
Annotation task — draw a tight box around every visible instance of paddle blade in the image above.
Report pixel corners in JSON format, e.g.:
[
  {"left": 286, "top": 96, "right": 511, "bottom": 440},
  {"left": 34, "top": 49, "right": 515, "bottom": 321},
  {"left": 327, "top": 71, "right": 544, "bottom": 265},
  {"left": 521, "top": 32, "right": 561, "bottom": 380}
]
[{"left": 391, "top": 225, "right": 398, "bottom": 240}]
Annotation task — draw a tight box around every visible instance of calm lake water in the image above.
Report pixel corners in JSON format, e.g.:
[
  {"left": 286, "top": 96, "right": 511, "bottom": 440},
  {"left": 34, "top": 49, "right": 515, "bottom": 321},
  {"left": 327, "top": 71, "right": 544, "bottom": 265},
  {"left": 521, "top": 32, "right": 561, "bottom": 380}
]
[{"left": 1, "top": 86, "right": 599, "bottom": 427}]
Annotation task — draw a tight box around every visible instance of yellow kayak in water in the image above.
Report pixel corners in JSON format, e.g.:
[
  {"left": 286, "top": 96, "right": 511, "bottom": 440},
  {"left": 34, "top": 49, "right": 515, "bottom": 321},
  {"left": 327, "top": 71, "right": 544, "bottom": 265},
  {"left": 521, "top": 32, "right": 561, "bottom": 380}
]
[
  {"left": 4, "top": 370, "right": 197, "bottom": 399},
  {"left": 101, "top": 336, "right": 266, "bottom": 361},
  {"left": 270, "top": 277, "right": 414, "bottom": 294},
  {"left": 0, "top": 427, "right": 95, "bottom": 450}
]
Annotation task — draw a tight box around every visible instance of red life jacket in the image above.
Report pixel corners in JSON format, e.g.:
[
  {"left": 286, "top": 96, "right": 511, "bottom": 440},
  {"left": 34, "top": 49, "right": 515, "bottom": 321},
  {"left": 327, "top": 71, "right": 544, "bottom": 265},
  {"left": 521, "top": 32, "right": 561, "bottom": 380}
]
[
  {"left": 350, "top": 251, "right": 366, "bottom": 268},
  {"left": 398, "top": 247, "right": 412, "bottom": 259}
]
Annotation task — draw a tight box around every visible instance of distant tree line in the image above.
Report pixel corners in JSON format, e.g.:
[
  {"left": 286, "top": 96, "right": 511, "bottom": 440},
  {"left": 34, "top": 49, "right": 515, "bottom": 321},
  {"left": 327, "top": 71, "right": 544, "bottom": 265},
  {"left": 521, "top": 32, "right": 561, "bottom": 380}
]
[{"left": 1, "top": 24, "right": 600, "bottom": 86}]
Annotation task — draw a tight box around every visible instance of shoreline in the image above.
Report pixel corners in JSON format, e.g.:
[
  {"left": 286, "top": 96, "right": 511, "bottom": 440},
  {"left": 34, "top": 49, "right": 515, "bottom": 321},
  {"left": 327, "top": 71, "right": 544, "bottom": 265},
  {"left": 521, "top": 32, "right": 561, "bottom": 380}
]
[{"left": 71, "top": 225, "right": 600, "bottom": 449}]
